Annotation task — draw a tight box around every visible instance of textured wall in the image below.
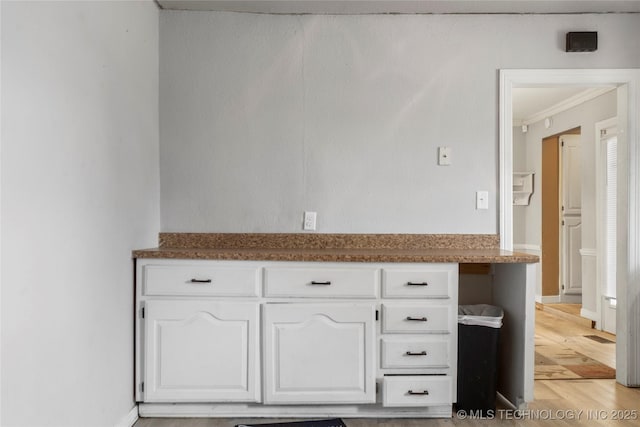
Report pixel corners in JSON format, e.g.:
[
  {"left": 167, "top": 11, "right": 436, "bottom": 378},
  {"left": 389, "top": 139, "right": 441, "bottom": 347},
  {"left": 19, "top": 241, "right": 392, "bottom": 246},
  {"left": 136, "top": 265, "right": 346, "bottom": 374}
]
[
  {"left": 159, "top": 11, "right": 640, "bottom": 233},
  {"left": 1, "top": 1, "right": 159, "bottom": 426}
]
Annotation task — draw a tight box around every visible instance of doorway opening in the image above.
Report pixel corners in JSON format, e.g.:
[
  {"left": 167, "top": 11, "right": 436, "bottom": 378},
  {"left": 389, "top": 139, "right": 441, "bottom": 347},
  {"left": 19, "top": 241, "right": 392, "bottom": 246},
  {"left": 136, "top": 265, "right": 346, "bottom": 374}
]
[
  {"left": 499, "top": 68, "right": 640, "bottom": 387},
  {"left": 512, "top": 87, "right": 615, "bottom": 378}
]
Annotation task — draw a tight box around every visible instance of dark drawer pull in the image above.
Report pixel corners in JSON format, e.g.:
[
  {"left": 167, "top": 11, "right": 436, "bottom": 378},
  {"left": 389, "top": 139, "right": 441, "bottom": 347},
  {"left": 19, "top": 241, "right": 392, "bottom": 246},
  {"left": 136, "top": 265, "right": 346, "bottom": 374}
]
[
  {"left": 406, "top": 316, "right": 428, "bottom": 322},
  {"left": 310, "top": 281, "right": 332, "bottom": 285},
  {"left": 408, "top": 390, "right": 429, "bottom": 395},
  {"left": 190, "top": 278, "right": 212, "bottom": 283},
  {"left": 407, "top": 282, "right": 429, "bottom": 286},
  {"left": 405, "top": 351, "right": 427, "bottom": 356}
]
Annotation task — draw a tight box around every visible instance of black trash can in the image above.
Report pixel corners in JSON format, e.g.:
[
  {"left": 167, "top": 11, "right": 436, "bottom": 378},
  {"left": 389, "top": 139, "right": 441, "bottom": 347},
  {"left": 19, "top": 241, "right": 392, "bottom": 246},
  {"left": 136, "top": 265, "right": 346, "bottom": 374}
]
[{"left": 456, "top": 304, "right": 503, "bottom": 417}]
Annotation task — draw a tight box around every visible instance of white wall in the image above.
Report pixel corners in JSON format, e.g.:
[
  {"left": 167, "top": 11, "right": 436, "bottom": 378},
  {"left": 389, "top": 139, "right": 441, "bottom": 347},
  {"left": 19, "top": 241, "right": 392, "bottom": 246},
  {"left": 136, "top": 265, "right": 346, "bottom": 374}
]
[
  {"left": 159, "top": 11, "right": 640, "bottom": 233},
  {"left": 515, "top": 90, "right": 616, "bottom": 306},
  {"left": 1, "top": 1, "right": 159, "bottom": 426},
  {"left": 520, "top": 90, "right": 617, "bottom": 250}
]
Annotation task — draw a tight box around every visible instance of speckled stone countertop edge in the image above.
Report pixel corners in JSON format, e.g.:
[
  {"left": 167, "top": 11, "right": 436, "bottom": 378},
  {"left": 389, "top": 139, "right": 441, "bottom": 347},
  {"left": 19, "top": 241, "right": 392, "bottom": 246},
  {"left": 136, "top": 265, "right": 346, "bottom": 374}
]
[{"left": 132, "top": 247, "right": 539, "bottom": 264}]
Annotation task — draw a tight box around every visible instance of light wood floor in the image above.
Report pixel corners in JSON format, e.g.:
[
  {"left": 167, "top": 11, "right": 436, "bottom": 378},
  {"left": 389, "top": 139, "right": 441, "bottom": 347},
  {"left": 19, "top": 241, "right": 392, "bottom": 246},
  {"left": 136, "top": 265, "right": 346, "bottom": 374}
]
[
  {"left": 135, "top": 310, "right": 639, "bottom": 427},
  {"left": 535, "top": 307, "right": 616, "bottom": 368},
  {"left": 537, "top": 303, "right": 593, "bottom": 328}
]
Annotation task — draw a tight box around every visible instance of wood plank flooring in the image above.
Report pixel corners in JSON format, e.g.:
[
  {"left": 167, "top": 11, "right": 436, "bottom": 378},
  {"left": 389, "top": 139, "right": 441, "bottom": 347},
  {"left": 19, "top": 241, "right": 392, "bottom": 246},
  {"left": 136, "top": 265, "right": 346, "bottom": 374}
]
[
  {"left": 535, "top": 307, "right": 616, "bottom": 369},
  {"left": 537, "top": 303, "right": 593, "bottom": 328},
  {"left": 134, "top": 309, "right": 639, "bottom": 427}
]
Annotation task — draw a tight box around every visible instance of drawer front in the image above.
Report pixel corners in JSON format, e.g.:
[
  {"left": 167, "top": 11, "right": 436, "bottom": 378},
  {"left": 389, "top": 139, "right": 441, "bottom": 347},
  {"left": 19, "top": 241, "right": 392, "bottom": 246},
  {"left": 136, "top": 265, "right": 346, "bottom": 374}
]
[
  {"left": 264, "top": 266, "right": 379, "bottom": 298},
  {"left": 383, "top": 376, "right": 452, "bottom": 407},
  {"left": 382, "top": 304, "right": 451, "bottom": 334},
  {"left": 143, "top": 263, "right": 260, "bottom": 297},
  {"left": 382, "top": 266, "right": 454, "bottom": 299},
  {"left": 381, "top": 337, "right": 450, "bottom": 369}
]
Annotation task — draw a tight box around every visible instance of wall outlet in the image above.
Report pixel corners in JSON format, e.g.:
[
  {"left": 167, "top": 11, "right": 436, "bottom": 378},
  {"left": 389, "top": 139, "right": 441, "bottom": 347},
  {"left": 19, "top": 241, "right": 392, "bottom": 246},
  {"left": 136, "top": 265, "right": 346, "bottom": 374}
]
[
  {"left": 303, "top": 211, "right": 317, "bottom": 230},
  {"left": 476, "top": 191, "right": 489, "bottom": 210},
  {"left": 438, "top": 146, "right": 452, "bottom": 166}
]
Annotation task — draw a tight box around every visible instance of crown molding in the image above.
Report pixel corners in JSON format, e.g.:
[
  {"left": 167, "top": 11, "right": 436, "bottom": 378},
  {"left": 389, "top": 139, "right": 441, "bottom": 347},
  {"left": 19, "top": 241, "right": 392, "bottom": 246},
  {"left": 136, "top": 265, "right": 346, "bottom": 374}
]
[{"left": 521, "top": 87, "right": 616, "bottom": 126}]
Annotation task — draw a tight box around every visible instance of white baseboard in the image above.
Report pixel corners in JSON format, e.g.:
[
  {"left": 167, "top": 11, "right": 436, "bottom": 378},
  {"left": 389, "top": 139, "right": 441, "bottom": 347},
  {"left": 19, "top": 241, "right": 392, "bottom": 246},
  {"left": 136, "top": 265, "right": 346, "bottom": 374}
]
[
  {"left": 580, "top": 308, "right": 599, "bottom": 322},
  {"left": 139, "top": 403, "right": 452, "bottom": 418},
  {"left": 579, "top": 248, "right": 597, "bottom": 257},
  {"left": 536, "top": 295, "right": 561, "bottom": 304},
  {"left": 115, "top": 406, "right": 138, "bottom": 427},
  {"left": 560, "top": 294, "right": 582, "bottom": 304},
  {"left": 513, "top": 244, "right": 541, "bottom": 253},
  {"left": 496, "top": 391, "right": 529, "bottom": 411}
]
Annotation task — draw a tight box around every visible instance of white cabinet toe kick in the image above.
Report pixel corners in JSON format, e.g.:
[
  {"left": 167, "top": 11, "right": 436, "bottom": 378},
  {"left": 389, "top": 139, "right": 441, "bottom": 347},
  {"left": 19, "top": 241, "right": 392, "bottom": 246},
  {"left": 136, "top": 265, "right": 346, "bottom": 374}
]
[{"left": 135, "top": 259, "right": 535, "bottom": 418}]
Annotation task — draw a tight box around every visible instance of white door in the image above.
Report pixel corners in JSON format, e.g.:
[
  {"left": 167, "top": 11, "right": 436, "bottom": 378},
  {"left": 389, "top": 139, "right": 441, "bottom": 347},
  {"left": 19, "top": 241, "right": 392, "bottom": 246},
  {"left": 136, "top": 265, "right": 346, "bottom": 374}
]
[
  {"left": 263, "top": 303, "right": 376, "bottom": 404},
  {"left": 143, "top": 300, "right": 259, "bottom": 402},
  {"left": 561, "top": 134, "right": 582, "bottom": 298}
]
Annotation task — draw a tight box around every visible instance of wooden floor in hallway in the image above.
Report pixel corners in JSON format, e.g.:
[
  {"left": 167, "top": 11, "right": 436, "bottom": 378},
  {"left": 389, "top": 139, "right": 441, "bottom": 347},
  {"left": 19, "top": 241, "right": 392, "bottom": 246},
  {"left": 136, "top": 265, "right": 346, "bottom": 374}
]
[{"left": 134, "top": 309, "right": 639, "bottom": 427}]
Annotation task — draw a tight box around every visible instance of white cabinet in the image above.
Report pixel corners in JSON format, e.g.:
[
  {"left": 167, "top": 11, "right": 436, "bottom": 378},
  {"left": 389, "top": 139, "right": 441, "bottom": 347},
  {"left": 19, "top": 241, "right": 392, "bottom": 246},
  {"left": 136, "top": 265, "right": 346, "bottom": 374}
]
[
  {"left": 136, "top": 259, "right": 458, "bottom": 417},
  {"left": 136, "top": 260, "right": 261, "bottom": 403},
  {"left": 263, "top": 303, "right": 376, "bottom": 404},
  {"left": 143, "top": 300, "right": 259, "bottom": 402},
  {"left": 379, "top": 264, "right": 457, "bottom": 408}
]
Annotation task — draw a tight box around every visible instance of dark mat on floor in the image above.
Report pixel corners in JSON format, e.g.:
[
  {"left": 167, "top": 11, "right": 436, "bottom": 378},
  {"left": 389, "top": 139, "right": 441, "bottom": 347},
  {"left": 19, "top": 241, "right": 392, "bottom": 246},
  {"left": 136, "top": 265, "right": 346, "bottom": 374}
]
[
  {"left": 236, "top": 419, "right": 346, "bottom": 427},
  {"left": 584, "top": 334, "right": 615, "bottom": 344}
]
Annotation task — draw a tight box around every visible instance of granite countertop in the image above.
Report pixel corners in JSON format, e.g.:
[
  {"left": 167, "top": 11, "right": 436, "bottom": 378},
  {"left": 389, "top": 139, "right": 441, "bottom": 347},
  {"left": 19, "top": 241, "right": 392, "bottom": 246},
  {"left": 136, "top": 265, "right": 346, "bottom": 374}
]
[{"left": 133, "top": 233, "right": 539, "bottom": 264}]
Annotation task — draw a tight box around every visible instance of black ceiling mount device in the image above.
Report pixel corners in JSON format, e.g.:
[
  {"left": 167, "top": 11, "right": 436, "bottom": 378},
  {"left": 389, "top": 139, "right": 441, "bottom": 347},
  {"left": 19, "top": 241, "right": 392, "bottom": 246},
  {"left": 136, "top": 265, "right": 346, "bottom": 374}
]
[{"left": 566, "top": 32, "right": 598, "bottom": 52}]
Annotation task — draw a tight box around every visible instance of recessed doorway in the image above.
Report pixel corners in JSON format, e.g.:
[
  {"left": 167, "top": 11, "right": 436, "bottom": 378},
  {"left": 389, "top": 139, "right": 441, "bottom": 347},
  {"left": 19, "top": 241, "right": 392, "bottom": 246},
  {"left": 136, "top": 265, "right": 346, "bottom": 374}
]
[{"left": 499, "top": 68, "right": 640, "bottom": 387}]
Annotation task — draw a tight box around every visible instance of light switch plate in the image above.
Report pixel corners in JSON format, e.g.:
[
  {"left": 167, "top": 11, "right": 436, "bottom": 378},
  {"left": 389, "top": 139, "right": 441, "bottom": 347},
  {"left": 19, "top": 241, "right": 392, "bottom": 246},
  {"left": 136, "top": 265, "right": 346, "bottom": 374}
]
[
  {"left": 476, "top": 191, "right": 489, "bottom": 210},
  {"left": 438, "top": 147, "right": 452, "bottom": 166},
  {"left": 303, "top": 211, "right": 317, "bottom": 230}
]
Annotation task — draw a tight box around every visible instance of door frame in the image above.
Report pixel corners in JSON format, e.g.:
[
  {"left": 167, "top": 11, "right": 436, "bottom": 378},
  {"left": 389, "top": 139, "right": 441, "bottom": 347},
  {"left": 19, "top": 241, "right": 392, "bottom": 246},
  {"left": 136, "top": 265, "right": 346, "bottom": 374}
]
[{"left": 499, "top": 69, "right": 640, "bottom": 387}]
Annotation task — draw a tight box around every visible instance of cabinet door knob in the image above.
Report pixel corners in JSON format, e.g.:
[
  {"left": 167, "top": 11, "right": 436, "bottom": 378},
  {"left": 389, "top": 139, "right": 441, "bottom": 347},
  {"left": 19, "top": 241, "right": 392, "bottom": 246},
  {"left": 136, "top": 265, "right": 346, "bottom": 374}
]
[
  {"left": 407, "top": 282, "right": 429, "bottom": 286},
  {"left": 406, "top": 316, "right": 428, "bottom": 322},
  {"left": 310, "top": 281, "right": 332, "bottom": 285},
  {"left": 189, "top": 278, "right": 212, "bottom": 283},
  {"left": 408, "top": 390, "right": 429, "bottom": 395},
  {"left": 405, "top": 351, "right": 427, "bottom": 356}
]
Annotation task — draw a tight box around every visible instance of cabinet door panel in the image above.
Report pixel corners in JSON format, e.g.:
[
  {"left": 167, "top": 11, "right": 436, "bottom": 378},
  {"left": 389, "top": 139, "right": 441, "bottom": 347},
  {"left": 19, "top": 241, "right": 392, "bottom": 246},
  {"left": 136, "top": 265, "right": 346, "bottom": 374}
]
[
  {"left": 562, "top": 216, "right": 582, "bottom": 295},
  {"left": 263, "top": 303, "right": 376, "bottom": 404},
  {"left": 144, "top": 301, "right": 259, "bottom": 402}
]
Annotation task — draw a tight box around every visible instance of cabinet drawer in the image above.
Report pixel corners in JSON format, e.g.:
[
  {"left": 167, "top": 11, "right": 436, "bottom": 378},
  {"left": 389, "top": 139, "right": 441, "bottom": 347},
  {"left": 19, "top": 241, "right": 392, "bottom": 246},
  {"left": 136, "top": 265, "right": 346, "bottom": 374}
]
[
  {"left": 143, "top": 263, "right": 260, "bottom": 297},
  {"left": 381, "top": 337, "right": 450, "bottom": 369},
  {"left": 382, "top": 376, "right": 452, "bottom": 407},
  {"left": 264, "top": 266, "right": 379, "bottom": 298},
  {"left": 382, "top": 304, "right": 452, "bottom": 334},
  {"left": 382, "top": 266, "right": 455, "bottom": 299}
]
